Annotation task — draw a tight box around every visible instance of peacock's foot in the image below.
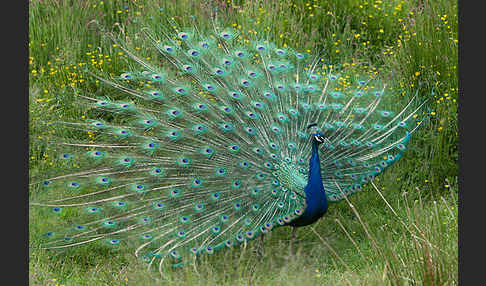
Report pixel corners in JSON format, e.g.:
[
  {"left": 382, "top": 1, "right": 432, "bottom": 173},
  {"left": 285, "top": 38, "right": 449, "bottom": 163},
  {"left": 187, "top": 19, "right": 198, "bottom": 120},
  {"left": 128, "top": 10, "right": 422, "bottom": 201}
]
[{"left": 288, "top": 226, "right": 297, "bottom": 260}]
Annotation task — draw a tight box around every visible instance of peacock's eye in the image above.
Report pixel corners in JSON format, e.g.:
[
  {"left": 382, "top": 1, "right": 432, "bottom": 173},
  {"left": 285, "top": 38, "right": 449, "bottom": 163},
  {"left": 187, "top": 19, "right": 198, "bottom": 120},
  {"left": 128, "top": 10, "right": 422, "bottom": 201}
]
[{"left": 314, "top": 134, "right": 325, "bottom": 143}]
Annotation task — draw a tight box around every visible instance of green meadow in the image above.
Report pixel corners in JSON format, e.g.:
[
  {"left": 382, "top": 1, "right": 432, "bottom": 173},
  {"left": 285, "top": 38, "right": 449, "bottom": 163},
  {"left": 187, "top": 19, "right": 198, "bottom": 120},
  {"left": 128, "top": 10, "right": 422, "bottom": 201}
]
[{"left": 29, "top": 0, "right": 458, "bottom": 285}]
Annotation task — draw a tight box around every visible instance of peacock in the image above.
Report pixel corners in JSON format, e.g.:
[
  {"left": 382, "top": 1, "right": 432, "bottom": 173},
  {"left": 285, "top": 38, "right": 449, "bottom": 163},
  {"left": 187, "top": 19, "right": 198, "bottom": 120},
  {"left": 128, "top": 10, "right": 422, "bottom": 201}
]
[{"left": 30, "top": 19, "right": 427, "bottom": 274}]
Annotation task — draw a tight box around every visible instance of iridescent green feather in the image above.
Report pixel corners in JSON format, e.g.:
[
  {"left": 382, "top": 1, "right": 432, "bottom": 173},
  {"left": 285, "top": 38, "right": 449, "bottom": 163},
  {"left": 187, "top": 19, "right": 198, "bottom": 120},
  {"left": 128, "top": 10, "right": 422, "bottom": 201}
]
[{"left": 30, "top": 18, "right": 427, "bottom": 275}]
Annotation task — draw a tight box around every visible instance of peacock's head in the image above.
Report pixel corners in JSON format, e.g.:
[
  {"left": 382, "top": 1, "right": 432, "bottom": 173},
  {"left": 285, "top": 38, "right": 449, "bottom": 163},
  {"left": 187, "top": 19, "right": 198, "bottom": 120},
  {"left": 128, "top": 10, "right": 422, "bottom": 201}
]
[
  {"left": 312, "top": 132, "right": 326, "bottom": 144},
  {"left": 307, "top": 123, "right": 326, "bottom": 144}
]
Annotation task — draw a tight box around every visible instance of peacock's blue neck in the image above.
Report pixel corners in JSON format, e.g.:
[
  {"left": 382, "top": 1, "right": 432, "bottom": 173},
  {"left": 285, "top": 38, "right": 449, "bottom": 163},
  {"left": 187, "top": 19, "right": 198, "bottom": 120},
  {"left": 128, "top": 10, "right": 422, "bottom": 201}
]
[{"left": 288, "top": 140, "right": 329, "bottom": 227}]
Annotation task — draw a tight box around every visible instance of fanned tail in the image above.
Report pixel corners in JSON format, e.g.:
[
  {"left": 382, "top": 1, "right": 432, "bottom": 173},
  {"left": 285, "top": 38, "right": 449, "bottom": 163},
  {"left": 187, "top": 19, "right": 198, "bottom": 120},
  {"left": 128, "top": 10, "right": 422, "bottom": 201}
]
[{"left": 30, "top": 18, "right": 428, "bottom": 273}]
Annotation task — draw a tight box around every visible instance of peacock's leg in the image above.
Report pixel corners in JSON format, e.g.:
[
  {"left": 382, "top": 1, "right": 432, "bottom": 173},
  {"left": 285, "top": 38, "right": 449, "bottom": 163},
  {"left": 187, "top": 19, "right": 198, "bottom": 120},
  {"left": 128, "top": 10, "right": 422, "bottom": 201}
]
[
  {"left": 255, "top": 234, "right": 265, "bottom": 258},
  {"left": 289, "top": 227, "right": 297, "bottom": 258}
]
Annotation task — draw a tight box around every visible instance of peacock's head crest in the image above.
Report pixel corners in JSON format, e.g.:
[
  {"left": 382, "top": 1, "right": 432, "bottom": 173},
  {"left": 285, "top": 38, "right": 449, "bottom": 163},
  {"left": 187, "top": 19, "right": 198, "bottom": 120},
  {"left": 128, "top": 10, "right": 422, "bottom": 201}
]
[{"left": 307, "top": 123, "right": 326, "bottom": 144}]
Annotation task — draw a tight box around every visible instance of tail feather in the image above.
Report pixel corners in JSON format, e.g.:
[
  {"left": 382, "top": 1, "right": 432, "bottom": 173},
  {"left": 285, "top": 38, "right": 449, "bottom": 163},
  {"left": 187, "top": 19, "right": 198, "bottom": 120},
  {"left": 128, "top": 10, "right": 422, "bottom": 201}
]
[{"left": 30, "top": 19, "right": 428, "bottom": 272}]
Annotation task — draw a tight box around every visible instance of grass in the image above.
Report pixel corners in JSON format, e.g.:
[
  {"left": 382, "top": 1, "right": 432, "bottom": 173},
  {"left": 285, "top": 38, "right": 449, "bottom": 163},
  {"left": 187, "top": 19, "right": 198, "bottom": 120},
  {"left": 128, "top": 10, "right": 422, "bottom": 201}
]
[
  {"left": 29, "top": 178, "right": 458, "bottom": 285},
  {"left": 29, "top": 0, "right": 458, "bottom": 285}
]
